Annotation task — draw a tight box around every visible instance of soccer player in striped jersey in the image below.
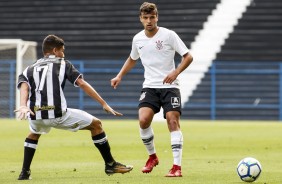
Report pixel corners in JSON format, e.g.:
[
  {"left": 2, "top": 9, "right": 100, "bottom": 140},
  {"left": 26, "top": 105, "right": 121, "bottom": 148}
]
[
  {"left": 15, "top": 35, "right": 133, "bottom": 180},
  {"left": 111, "top": 2, "right": 193, "bottom": 177}
]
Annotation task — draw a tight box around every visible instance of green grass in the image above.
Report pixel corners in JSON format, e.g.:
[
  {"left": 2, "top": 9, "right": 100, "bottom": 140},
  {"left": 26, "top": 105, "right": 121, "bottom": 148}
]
[{"left": 1, "top": 119, "right": 282, "bottom": 184}]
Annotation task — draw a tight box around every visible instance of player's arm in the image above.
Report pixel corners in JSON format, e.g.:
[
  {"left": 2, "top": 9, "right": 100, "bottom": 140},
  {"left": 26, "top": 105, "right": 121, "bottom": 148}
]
[
  {"left": 76, "top": 78, "right": 122, "bottom": 116},
  {"left": 111, "top": 56, "right": 137, "bottom": 89},
  {"left": 163, "top": 52, "right": 193, "bottom": 84},
  {"left": 14, "top": 82, "right": 34, "bottom": 119}
]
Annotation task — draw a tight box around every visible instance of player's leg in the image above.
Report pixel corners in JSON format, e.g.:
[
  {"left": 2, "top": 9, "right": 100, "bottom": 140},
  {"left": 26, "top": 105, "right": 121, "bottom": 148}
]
[
  {"left": 83, "top": 118, "right": 132, "bottom": 175},
  {"left": 162, "top": 88, "right": 183, "bottom": 177},
  {"left": 138, "top": 88, "right": 161, "bottom": 173},
  {"left": 139, "top": 107, "right": 159, "bottom": 173},
  {"left": 165, "top": 111, "right": 183, "bottom": 177},
  {"left": 18, "top": 132, "right": 41, "bottom": 180},
  {"left": 18, "top": 118, "right": 51, "bottom": 180},
  {"left": 62, "top": 108, "right": 133, "bottom": 175}
]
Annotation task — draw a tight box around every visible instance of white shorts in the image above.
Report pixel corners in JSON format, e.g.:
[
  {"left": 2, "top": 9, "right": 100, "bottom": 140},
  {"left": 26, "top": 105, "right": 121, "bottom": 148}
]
[{"left": 29, "top": 108, "right": 97, "bottom": 134}]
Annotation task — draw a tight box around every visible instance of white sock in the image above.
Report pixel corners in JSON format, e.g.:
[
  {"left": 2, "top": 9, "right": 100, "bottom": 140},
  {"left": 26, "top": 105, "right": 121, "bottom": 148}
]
[
  {"left": 140, "top": 126, "right": 156, "bottom": 155},
  {"left": 171, "top": 131, "right": 183, "bottom": 166}
]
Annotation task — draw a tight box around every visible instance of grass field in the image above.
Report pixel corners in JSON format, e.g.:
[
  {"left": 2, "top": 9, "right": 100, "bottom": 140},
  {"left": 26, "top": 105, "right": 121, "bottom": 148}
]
[{"left": 0, "top": 119, "right": 282, "bottom": 184}]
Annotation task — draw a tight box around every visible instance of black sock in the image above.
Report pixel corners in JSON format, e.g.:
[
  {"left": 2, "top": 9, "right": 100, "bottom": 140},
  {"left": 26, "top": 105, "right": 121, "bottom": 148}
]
[
  {"left": 22, "top": 138, "right": 38, "bottom": 171},
  {"left": 92, "top": 132, "right": 115, "bottom": 165}
]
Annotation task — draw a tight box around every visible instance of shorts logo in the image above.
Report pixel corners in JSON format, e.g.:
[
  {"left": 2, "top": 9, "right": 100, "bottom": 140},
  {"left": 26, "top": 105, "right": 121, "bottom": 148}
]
[
  {"left": 31, "top": 126, "right": 37, "bottom": 132},
  {"left": 139, "top": 92, "right": 146, "bottom": 101},
  {"left": 171, "top": 97, "right": 180, "bottom": 108},
  {"left": 71, "top": 123, "right": 79, "bottom": 129}
]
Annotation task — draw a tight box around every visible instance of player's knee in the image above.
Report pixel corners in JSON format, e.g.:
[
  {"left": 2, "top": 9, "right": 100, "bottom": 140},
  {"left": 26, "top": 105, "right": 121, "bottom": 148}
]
[
  {"left": 139, "top": 117, "right": 152, "bottom": 128},
  {"left": 168, "top": 119, "right": 178, "bottom": 125},
  {"left": 87, "top": 119, "right": 104, "bottom": 136},
  {"left": 167, "top": 119, "right": 180, "bottom": 131},
  {"left": 90, "top": 119, "right": 103, "bottom": 131}
]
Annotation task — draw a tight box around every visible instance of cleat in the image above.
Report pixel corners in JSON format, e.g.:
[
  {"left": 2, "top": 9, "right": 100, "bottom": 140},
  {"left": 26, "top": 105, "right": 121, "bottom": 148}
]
[
  {"left": 105, "top": 162, "right": 133, "bottom": 175},
  {"left": 18, "top": 169, "right": 31, "bottom": 180},
  {"left": 142, "top": 155, "right": 159, "bottom": 173},
  {"left": 165, "top": 165, "right": 182, "bottom": 177}
]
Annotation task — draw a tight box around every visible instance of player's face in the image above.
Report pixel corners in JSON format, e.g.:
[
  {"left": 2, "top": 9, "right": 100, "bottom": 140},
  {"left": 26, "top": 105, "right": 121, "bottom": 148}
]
[
  {"left": 53, "top": 46, "right": 65, "bottom": 58},
  {"left": 140, "top": 12, "right": 158, "bottom": 32}
]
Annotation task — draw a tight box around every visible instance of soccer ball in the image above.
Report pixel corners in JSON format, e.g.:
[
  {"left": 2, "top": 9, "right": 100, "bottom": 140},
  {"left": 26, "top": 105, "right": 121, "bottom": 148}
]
[{"left": 237, "top": 157, "right": 262, "bottom": 182}]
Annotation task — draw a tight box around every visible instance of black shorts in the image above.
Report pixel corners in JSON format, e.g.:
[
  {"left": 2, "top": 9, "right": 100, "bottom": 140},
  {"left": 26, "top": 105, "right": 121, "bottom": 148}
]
[{"left": 138, "top": 88, "right": 182, "bottom": 119}]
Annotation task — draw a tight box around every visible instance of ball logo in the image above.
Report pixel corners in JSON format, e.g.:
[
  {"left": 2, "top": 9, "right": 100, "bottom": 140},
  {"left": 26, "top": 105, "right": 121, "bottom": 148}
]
[{"left": 171, "top": 97, "right": 180, "bottom": 108}]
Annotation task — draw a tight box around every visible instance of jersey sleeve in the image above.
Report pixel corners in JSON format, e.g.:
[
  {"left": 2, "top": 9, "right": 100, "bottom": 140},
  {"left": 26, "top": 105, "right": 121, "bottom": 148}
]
[
  {"left": 130, "top": 36, "right": 140, "bottom": 60},
  {"left": 170, "top": 30, "right": 189, "bottom": 56},
  {"left": 65, "top": 60, "right": 82, "bottom": 87},
  {"left": 17, "top": 67, "right": 30, "bottom": 89}
]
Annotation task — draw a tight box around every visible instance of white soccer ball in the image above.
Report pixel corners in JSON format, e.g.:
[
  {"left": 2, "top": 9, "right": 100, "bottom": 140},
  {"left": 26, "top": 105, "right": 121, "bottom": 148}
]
[{"left": 237, "top": 157, "right": 262, "bottom": 182}]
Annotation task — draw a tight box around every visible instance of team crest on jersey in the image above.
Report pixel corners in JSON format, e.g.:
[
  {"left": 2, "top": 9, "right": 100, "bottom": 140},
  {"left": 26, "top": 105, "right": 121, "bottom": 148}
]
[
  {"left": 171, "top": 97, "right": 180, "bottom": 108},
  {"left": 139, "top": 92, "right": 146, "bottom": 101},
  {"left": 155, "top": 40, "right": 163, "bottom": 50}
]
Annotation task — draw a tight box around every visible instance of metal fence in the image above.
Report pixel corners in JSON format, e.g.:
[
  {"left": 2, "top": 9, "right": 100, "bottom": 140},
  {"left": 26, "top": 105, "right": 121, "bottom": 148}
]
[
  {"left": 1, "top": 60, "right": 281, "bottom": 120},
  {"left": 207, "top": 62, "right": 281, "bottom": 120},
  {"left": 0, "top": 61, "right": 16, "bottom": 118}
]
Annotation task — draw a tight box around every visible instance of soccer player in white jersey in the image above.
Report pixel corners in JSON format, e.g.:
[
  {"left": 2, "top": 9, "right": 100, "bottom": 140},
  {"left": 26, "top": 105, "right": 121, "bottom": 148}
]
[
  {"left": 111, "top": 2, "right": 193, "bottom": 177},
  {"left": 15, "top": 35, "right": 133, "bottom": 180}
]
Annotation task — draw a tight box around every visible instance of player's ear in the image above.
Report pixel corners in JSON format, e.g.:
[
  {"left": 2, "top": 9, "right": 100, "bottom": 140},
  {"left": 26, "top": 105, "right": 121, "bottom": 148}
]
[{"left": 52, "top": 47, "right": 57, "bottom": 55}]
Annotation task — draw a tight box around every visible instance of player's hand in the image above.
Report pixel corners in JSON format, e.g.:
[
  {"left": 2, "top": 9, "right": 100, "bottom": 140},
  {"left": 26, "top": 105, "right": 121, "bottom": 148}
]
[
  {"left": 111, "top": 76, "right": 121, "bottom": 89},
  {"left": 14, "top": 106, "right": 35, "bottom": 120},
  {"left": 163, "top": 71, "right": 178, "bottom": 84},
  {"left": 103, "top": 104, "right": 123, "bottom": 116}
]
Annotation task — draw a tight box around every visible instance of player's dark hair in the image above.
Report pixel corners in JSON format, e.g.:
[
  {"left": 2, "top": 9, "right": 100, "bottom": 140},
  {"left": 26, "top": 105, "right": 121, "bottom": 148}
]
[
  {"left": 139, "top": 2, "right": 158, "bottom": 16},
  {"left": 42, "top": 35, "right": 65, "bottom": 54}
]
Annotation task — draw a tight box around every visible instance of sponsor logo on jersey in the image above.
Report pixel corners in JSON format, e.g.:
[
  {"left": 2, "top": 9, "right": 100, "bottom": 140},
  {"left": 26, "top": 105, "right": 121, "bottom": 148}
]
[
  {"left": 34, "top": 105, "right": 55, "bottom": 111},
  {"left": 171, "top": 97, "right": 180, "bottom": 108}
]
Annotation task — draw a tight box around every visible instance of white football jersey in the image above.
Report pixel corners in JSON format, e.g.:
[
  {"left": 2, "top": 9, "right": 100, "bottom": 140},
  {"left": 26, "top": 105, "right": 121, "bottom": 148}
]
[{"left": 130, "top": 27, "right": 189, "bottom": 88}]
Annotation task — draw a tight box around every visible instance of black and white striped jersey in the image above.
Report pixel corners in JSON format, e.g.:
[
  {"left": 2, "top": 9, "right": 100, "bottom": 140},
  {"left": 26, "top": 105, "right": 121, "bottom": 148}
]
[{"left": 17, "top": 55, "right": 82, "bottom": 120}]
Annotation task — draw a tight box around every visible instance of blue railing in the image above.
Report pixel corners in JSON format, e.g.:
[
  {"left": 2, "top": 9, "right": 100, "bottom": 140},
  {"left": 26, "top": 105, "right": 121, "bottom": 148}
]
[
  {"left": 1, "top": 60, "right": 282, "bottom": 120},
  {"left": 208, "top": 62, "right": 281, "bottom": 120},
  {"left": 0, "top": 61, "right": 16, "bottom": 118},
  {"left": 70, "top": 60, "right": 144, "bottom": 112}
]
